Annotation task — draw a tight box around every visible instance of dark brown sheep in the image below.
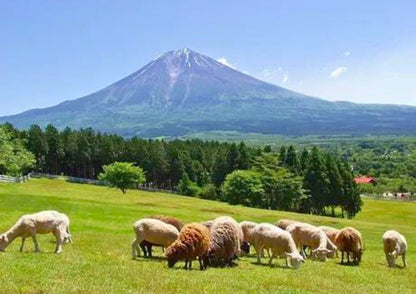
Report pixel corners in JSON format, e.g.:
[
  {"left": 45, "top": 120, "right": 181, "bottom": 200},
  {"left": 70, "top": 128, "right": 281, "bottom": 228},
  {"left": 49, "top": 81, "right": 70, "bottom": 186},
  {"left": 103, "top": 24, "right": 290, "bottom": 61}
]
[
  {"left": 140, "top": 215, "right": 184, "bottom": 257},
  {"left": 165, "top": 223, "right": 211, "bottom": 270}
]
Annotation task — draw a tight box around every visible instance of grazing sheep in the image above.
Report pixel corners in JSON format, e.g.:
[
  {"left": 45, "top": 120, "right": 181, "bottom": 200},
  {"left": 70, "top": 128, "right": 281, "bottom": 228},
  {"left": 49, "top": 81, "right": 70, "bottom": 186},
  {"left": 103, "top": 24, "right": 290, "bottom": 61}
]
[
  {"left": 140, "top": 215, "right": 184, "bottom": 258},
  {"left": 240, "top": 221, "right": 258, "bottom": 255},
  {"left": 165, "top": 223, "right": 210, "bottom": 270},
  {"left": 334, "top": 227, "right": 363, "bottom": 265},
  {"left": 132, "top": 218, "right": 179, "bottom": 259},
  {"left": 0, "top": 210, "right": 72, "bottom": 253},
  {"left": 382, "top": 230, "right": 407, "bottom": 268},
  {"left": 287, "top": 222, "right": 335, "bottom": 261},
  {"left": 201, "top": 220, "right": 214, "bottom": 230},
  {"left": 252, "top": 223, "right": 305, "bottom": 269},
  {"left": 318, "top": 226, "right": 340, "bottom": 258},
  {"left": 275, "top": 219, "right": 299, "bottom": 230},
  {"left": 208, "top": 216, "right": 242, "bottom": 266}
]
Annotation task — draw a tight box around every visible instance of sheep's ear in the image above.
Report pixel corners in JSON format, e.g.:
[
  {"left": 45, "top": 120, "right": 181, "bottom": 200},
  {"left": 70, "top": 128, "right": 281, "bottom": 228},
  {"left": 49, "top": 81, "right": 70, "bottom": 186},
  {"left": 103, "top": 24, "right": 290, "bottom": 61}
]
[{"left": 0, "top": 235, "right": 5, "bottom": 241}]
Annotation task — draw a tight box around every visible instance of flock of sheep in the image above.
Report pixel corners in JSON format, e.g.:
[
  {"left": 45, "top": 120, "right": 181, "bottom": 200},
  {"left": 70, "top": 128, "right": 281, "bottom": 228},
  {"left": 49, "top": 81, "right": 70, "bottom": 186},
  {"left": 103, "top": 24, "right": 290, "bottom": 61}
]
[{"left": 0, "top": 210, "right": 408, "bottom": 270}]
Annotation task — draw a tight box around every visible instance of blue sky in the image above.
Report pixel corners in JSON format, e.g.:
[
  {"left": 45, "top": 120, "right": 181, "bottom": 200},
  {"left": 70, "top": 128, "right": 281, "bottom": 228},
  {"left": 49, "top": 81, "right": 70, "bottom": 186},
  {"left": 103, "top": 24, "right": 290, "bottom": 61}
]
[{"left": 1, "top": 0, "right": 416, "bottom": 116}]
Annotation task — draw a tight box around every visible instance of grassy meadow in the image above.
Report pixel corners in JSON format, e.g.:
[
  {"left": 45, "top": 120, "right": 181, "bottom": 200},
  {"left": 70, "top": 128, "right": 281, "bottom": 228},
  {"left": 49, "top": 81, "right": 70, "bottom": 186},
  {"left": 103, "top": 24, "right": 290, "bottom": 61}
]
[{"left": 0, "top": 178, "right": 415, "bottom": 293}]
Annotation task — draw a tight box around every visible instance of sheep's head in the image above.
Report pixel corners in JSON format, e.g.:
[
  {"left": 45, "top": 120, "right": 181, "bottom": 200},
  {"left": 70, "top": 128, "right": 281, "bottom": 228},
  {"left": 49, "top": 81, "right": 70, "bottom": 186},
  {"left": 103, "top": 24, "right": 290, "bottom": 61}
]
[
  {"left": 285, "top": 252, "right": 305, "bottom": 269},
  {"left": 240, "top": 241, "right": 250, "bottom": 255},
  {"left": 165, "top": 243, "right": 185, "bottom": 268},
  {"left": 354, "top": 249, "right": 363, "bottom": 263},
  {"left": 312, "top": 248, "right": 332, "bottom": 261},
  {"left": 0, "top": 234, "right": 8, "bottom": 251}
]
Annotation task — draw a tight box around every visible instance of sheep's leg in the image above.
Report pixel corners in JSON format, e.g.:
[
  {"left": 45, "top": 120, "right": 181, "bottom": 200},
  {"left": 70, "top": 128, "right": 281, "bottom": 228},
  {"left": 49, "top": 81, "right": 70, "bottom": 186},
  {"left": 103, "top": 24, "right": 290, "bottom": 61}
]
[
  {"left": 140, "top": 244, "right": 147, "bottom": 257},
  {"left": 198, "top": 256, "right": 204, "bottom": 270},
  {"left": 268, "top": 253, "right": 275, "bottom": 266},
  {"left": 184, "top": 259, "right": 188, "bottom": 269},
  {"left": 189, "top": 260, "right": 192, "bottom": 269},
  {"left": 148, "top": 245, "right": 153, "bottom": 258},
  {"left": 347, "top": 252, "right": 350, "bottom": 264},
  {"left": 402, "top": 253, "right": 407, "bottom": 267},
  {"left": 32, "top": 234, "right": 40, "bottom": 252},
  {"left": 132, "top": 239, "right": 139, "bottom": 259},
  {"left": 285, "top": 256, "right": 289, "bottom": 268},
  {"left": 256, "top": 244, "right": 263, "bottom": 263},
  {"left": 19, "top": 237, "right": 26, "bottom": 252},
  {"left": 341, "top": 251, "right": 344, "bottom": 264}
]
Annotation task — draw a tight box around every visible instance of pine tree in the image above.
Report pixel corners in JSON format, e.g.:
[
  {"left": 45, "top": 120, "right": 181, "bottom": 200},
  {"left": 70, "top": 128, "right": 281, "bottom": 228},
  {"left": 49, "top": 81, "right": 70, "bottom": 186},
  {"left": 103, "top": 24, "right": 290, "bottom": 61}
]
[
  {"left": 304, "top": 147, "right": 330, "bottom": 215},
  {"left": 285, "top": 145, "right": 299, "bottom": 173}
]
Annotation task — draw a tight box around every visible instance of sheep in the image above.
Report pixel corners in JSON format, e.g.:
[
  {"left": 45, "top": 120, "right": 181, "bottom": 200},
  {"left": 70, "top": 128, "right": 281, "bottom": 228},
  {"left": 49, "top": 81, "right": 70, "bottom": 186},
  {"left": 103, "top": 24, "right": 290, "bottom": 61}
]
[
  {"left": 140, "top": 215, "right": 184, "bottom": 257},
  {"left": 131, "top": 218, "right": 179, "bottom": 259},
  {"left": 287, "top": 222, "right": 335, "bottom": 261},
  {"left": 318, "top": 226, "right": 340, "bottom": 258},
  {"left": 201, "top": 220, "right": 214, "bottom": 230},
  {"left": 165, "top": 223, "right": 210, "bottom": 270},
  {"left": 334, "top": 227, "right": 363, "bottom": 265},
  {"left": 275, "top": 219, "right": 299, "bottom": 230},
  {"left": 382, "top": 230, "right": 407, "bottom": 268},
  {"left": 240, "top": 221, "right": 258, "bottom": 255},
  {"left": 0, "top": 210, "right": 72, "bottom": 254},
  {"left": 251, "top": 223, "right": 305, "bottom": 269},
  {"left": 208, "top": 216, "right": 242, "bottom": 266}
]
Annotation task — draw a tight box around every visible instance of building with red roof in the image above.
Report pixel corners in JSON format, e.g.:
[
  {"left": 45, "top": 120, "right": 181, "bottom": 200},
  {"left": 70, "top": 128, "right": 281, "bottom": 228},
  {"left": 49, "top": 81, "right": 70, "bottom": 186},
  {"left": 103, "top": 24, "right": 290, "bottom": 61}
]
[{"left": 354, "top": 176, "right": 377, "bottom": 185}]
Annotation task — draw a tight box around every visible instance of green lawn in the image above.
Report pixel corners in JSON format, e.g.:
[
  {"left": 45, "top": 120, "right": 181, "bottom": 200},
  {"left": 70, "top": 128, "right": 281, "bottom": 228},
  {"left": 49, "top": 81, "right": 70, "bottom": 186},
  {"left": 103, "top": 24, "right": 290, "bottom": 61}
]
[{"left": 0, "top": 179, "right": 415, "bottom": 293}]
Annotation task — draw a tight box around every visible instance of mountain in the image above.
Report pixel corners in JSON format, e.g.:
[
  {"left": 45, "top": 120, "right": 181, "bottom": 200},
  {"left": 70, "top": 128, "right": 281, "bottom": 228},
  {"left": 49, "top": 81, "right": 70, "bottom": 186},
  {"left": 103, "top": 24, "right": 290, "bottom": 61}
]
[{"left": 2, "top": 48, "right": 416, "bottom": 137}]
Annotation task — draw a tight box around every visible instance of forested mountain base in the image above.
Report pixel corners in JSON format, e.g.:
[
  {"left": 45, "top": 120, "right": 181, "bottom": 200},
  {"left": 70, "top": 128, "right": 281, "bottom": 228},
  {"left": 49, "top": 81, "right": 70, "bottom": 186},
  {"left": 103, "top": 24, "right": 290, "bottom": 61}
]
[{"left": 0, "top": 123, "right": 362, "bottom": 218}]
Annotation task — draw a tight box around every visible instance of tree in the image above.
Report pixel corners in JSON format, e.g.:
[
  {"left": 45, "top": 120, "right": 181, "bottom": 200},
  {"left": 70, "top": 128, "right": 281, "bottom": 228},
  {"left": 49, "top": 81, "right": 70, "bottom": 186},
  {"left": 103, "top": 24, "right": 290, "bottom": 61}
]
[
  {"left": 222, "top": 170, "right": 265, "bottom": 208},
  {"left": 284, "top": 145, "right": 299, "bottom": 173},
  {"left": 175, "top": 172, "right": 200, "bottom": 196},
  {"left": 304, "top": 147, "right": 330, "bottom": 215},
  {"left": 98, "top": 162, "right": 145, "bottom": 193},
  {"left": 0, "top": 124, "right": 35, "bottom": 176}
]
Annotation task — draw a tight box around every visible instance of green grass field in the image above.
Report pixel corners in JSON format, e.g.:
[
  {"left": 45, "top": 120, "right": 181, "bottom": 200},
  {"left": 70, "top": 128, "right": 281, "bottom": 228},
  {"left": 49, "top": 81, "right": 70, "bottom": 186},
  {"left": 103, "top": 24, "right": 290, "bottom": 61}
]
[{"left": 1, "top": 179, "right": 415, "bottom": 293}]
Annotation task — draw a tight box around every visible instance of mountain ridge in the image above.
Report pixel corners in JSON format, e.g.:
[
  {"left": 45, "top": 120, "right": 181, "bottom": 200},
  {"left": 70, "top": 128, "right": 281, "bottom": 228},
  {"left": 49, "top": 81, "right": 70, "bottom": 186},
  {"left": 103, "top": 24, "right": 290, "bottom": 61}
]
[{"left": 2, "top": 48, "right": 416, "bottom": 137}]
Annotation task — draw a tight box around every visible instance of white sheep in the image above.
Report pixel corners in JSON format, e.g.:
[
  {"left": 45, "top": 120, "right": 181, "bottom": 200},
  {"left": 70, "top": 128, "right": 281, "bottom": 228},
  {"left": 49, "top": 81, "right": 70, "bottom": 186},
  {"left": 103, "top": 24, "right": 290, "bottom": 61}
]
[
  {"left": 252, "top": 223, "right": 305, "bottom": 269},
  {"left": 287, "top": 222, "right": 335, "bottom": 261},
  {"left": 382, "top": 230, "right": 407, "bottom": 268},
  {"left": 0, "top": 210, "right": 72, "bottom": 253},
  {"left": 318, "top": 225, "right": 340, "bottom": 258},
  {"left": 131, "top": 218, "right": 179, "bottom": 259},
  {"left": 275, "top": 219, "right": 299, "bottom": 230}
]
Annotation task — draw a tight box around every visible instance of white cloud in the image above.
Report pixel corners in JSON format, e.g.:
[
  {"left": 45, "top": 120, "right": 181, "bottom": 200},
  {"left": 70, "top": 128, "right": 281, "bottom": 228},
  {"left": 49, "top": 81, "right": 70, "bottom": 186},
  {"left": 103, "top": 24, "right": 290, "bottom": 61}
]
[
  {"left": 217, "top": 57, "right": 236, "bottom": 69},
  {"left": 344, "top": 51, "right": 350, "bottom": 57},
  {"left": 282, "top": 73, "right": 289, "bottom": 83},
  {"left": 330, "top": 66, "right": 348, "bottom": 78}
]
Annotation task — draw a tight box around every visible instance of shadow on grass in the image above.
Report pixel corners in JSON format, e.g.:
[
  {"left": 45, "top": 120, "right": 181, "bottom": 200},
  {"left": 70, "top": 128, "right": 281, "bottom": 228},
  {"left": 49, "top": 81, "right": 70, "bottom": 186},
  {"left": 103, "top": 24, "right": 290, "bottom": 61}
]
[
  {"left": 133, "top": 256, "right": 166, "bottom": 262},
  {"left": 250, "top": 261, "right": 291, "bottom": 269}
]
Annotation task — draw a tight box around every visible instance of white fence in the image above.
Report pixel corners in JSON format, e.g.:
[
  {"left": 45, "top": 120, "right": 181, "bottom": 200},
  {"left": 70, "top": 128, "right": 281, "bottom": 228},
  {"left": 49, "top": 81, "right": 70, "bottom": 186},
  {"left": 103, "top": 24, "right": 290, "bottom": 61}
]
[
  {"left": 0, "top": 172, "right": 177, "bottom": 194},
  {"left": 0, "top": 174, "right": 29, "bottom": 183}
]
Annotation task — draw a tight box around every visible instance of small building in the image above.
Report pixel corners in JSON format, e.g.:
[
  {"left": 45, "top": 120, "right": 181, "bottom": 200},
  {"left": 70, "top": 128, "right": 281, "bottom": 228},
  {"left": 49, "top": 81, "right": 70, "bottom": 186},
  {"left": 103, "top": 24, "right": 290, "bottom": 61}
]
[{"left": 354, "top": 176, "right": 377, "bottom": 185}]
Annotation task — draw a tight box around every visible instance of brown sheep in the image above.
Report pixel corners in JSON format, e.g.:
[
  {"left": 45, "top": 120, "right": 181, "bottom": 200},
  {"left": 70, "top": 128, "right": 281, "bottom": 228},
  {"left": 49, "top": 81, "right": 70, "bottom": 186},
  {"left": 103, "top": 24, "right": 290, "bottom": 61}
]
[
  {"left": 334, "top": 227, "right": 363, "bottom": 265},
  {"left": 165, "top": 223, "right": 210, "bottom": 270},
  {"left": 140, "top": 215, "right": 184, "bottom": 257}
]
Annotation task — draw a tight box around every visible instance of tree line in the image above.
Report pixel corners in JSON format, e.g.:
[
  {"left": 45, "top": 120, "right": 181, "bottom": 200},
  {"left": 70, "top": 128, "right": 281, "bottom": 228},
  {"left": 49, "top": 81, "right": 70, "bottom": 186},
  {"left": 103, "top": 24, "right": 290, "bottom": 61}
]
[{"left": 0, "top": 123, "right": 361, "bottom": 218}]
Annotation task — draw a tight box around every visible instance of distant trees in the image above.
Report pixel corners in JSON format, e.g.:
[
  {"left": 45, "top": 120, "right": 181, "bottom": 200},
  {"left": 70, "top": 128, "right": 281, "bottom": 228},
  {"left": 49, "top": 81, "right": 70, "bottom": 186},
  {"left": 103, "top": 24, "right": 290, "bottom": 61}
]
[
  {"left": 98, "top": 162, "right": 145, "bottom": 194},
  {"left": 0, "top": 124, "right": 35, "bottom": 176},
  {"left": 1, "top": 122, "right": 364, "bottom": 218}
]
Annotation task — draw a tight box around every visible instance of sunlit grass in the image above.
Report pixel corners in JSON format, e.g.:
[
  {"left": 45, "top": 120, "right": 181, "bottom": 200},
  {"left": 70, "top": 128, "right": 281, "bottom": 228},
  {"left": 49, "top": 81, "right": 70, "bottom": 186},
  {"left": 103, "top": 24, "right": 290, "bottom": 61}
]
[{"left": 0, "top": 179, "right": 415, "bottom": 293}]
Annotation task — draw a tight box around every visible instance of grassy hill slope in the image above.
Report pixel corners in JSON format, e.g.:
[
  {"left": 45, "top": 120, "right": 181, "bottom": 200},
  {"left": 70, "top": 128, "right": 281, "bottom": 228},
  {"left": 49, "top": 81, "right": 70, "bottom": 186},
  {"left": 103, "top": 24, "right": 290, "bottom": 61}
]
[{"left": 0, "top": 179, "right": 415, "bottom": 293}]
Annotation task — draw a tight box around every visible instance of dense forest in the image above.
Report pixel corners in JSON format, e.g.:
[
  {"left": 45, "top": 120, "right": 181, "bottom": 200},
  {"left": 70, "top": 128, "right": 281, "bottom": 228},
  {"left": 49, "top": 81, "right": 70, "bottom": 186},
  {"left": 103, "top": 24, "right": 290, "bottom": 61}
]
[{"left": 0, "top": 122, "right": 368, "bottom": 218}]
